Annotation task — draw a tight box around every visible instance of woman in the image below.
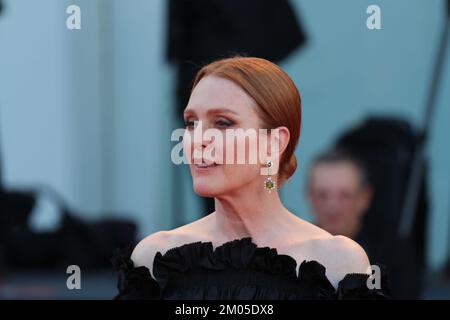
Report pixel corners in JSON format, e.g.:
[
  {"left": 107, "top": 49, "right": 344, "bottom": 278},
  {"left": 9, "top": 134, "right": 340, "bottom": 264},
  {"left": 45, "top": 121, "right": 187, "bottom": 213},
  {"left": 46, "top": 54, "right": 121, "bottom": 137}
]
[{"left": 112, "top": 56, "right": 390, "bottom": 299}]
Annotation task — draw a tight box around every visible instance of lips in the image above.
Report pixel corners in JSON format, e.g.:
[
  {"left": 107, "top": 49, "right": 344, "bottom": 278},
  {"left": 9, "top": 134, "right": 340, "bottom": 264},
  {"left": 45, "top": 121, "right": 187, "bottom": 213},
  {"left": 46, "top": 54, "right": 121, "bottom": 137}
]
[
  {"left": 192, "top": 158, "right": 219, "bottom": 172},
  {"left": 192, "top": 154, "right": 217, "bottom": 169},
  {"left": 195, "top": 163, "right": 218, "bottom": 168}
]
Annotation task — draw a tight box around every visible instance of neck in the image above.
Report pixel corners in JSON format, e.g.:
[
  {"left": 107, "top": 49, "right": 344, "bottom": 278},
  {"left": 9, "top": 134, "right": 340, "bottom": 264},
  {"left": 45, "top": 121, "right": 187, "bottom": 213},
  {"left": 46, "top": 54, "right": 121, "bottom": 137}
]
[{"left": 211, "top": 180, "right": 295, "bottom": 244}]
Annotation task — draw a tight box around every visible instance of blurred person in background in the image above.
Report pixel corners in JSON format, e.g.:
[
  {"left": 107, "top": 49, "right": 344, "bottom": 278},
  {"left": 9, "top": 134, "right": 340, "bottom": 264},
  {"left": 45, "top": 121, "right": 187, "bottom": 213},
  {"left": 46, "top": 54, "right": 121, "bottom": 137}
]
[
  {"left": 307, "top": 150, "right": 373, "bottom": 245},
  {"left": 307, "top": 148, "right": 425, "bottom": 299}
]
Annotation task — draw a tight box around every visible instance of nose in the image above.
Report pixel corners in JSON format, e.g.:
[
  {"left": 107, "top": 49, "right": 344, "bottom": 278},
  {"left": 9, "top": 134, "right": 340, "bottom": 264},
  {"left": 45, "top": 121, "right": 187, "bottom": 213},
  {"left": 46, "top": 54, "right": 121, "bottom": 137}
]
[
  {"left": 322, "top": 195, "right": 342, "bottom": 214},
  {"left": 192, "top": 130, "right": 212, "bottom": 150},
  {"left": 191, "top": 121, "right": 215, "bottom": 163}
]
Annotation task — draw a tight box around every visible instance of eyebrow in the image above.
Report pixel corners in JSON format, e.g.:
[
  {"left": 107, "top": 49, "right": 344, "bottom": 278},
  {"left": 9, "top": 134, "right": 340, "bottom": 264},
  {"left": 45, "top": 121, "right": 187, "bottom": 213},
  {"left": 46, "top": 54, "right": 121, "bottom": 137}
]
[{"left": 183, "top": 107, "right": 239, "bottom": 117}]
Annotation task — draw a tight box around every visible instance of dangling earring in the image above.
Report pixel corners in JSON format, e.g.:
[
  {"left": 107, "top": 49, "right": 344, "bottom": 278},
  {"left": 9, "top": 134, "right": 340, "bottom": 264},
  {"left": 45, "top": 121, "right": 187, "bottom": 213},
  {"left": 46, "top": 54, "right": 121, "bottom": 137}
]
[{"left": 263, "top": 160, "right": 277, "bottom": 193}]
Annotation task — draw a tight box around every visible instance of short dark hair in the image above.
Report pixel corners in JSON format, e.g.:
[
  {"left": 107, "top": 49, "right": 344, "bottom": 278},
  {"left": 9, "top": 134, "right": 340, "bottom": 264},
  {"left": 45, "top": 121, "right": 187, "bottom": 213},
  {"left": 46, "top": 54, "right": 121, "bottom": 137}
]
[{"left": 309, "top": 149, "right": 370, "bottom": 187}]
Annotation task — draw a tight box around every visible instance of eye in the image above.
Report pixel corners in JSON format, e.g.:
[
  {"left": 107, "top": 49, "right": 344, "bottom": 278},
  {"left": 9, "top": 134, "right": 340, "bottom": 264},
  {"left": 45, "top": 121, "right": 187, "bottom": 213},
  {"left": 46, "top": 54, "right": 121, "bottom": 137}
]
[
  {"left": 184, "top": 119, "right": 198, "bottom": 130},
  {"left": 317, "top": 191, "right": 328, "bottom": 200},
  {"left": 215, "top": 118, "right": 234, "bottom": 129}
]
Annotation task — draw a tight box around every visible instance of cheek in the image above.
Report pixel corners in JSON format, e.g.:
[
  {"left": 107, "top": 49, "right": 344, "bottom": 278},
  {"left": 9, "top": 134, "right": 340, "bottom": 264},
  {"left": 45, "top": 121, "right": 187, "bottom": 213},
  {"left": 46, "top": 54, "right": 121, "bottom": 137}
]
[
  {"left": 313, "top": 199, "right": 329, "bottom": 214},
  {"left": 351, "top": 199, "right": 365, "bottom": 215},
  {"left": 247, "top": 135, "right": 259, "bottom": 164},
  {"left": 309, "top": 191, "right": 326, "bottom": 206},
  {"left": 310, "top": 196, "right": 322, "bottom": 209},
  {"left": 224, "top": 163, "right": 260, "bottom": 180},
  {"left": 221, "top": 132, "right": 262, "bottom": 165}
]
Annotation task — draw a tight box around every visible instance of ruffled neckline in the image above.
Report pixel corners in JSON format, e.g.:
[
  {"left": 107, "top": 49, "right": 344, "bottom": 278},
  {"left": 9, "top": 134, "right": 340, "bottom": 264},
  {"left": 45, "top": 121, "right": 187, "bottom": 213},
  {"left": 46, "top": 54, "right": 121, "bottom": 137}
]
[
  {"left": 153, "top": 237, "right": 326, "bottom": 282},
  {"left": 112, "top": 236, "right": 391, "bottom": 299}
]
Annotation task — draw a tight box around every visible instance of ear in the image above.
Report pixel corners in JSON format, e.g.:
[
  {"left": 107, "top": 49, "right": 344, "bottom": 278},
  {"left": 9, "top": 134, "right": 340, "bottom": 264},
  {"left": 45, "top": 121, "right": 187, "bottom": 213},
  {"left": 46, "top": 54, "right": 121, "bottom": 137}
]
[{"left": 266, "top": 126, "right": 290, "bottom": 174}]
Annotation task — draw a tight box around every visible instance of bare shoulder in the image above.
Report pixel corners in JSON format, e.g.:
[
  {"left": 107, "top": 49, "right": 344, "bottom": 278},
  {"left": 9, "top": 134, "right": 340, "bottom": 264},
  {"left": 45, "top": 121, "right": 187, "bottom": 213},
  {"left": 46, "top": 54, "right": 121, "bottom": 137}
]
[
  {"left": 284, "top": 218, "right": 370, "bottom": 288},
  {"left": 308, "top": 235, "right": 371, "bottom": 288},
  {"left": 130, "top": 230, "right": 173, "bottom": 278},
  {"left": 130, "top": 217, "right": 211, "bottom": 278},
  {"left": 323, "top": 235, "right": 370, "bottom": 271}
]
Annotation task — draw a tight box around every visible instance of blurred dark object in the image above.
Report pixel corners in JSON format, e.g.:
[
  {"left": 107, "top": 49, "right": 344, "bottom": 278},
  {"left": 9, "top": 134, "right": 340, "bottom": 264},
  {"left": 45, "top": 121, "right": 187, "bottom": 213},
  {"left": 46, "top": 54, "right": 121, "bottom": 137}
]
[
  {"left": 167, "top": 0, "right": 307, "bottom": 117},
  {"left": 0, "top": 188, "right": 137, "bottom": 271},
  {"left": 335, "top": 117, "right": 428, "bottom": 299},
  {"left": 0, "top": 190, "right": 37, "bottom": 273},
  {"left": 167, "top": 0, "right": 308, "bottom": 217}
]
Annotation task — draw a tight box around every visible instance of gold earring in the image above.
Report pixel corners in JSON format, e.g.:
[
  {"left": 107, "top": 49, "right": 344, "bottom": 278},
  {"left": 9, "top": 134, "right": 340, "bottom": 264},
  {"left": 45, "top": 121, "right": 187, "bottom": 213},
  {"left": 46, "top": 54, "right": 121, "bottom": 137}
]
[{"left": 263, "top": 160, "right": 276, "bottom": 193}]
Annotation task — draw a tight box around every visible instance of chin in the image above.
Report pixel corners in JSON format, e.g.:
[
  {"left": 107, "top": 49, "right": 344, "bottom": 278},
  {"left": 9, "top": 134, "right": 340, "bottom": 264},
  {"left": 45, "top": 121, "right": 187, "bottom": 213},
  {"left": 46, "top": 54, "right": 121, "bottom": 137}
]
[{"left": 193, "top": 180, "right": 223, "bottom": 197}]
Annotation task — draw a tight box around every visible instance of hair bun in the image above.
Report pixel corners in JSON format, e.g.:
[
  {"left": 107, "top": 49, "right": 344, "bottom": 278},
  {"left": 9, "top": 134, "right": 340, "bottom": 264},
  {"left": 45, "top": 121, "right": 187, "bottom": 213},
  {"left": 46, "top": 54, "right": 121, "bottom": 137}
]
[{"left": 279, "top": 153, "right": 297, "bottom": 184}]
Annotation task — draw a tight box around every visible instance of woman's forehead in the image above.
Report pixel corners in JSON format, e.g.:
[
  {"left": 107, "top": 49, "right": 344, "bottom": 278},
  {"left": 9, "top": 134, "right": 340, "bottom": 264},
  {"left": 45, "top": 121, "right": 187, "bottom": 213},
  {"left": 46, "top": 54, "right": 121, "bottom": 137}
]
[{"left": 186, "top": 75, "right": 257, "bottom": 115}]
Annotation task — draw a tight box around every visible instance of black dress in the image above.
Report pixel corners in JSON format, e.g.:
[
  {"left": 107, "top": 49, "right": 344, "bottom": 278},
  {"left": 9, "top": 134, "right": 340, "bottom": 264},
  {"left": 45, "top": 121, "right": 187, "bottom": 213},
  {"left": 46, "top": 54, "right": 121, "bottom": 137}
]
[{"left": 111, "top": 237, "right": 391, "bottom": 300}]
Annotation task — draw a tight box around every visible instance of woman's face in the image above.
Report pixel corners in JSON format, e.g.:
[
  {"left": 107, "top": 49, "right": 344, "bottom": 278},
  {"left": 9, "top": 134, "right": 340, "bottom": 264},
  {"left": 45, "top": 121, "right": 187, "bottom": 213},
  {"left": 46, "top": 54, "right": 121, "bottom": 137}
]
[{"left": 183, "top": 75, "right": 268, "bottom": 197}]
